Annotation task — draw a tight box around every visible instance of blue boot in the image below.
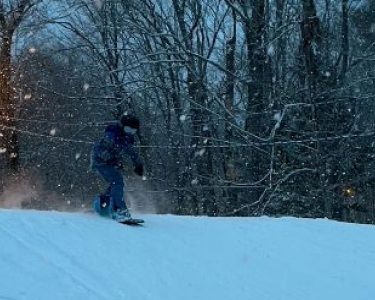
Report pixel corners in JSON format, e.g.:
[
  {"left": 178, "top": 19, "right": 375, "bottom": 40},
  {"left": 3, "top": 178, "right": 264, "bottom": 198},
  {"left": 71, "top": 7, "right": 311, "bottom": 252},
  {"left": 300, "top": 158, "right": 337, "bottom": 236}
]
[
  {"left": 111, "top": 208, "right": 132, "bottom": 222},
  {"left": 93, "top": 195, "right": 111, "bottom": 217}
]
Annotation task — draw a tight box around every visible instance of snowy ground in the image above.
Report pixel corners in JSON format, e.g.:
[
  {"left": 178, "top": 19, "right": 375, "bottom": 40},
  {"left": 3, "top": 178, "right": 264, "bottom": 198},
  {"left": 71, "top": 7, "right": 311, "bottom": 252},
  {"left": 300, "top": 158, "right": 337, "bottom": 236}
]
[{"left": 0, "top": 209, "right": 374, "bottom": 300}]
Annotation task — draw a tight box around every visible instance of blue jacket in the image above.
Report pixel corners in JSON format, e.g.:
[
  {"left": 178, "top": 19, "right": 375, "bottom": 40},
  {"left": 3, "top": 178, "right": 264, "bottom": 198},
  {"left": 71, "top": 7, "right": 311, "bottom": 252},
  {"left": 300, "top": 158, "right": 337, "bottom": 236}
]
[{"left": 91, "top": 123, "right": 142, "bottom": 168}]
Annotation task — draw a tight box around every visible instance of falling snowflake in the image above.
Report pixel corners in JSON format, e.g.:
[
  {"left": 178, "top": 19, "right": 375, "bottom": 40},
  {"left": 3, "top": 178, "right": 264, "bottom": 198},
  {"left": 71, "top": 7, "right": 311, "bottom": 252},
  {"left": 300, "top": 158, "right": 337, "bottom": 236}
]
[
  {"left": 195, "top": 149, "right": 206, "bottom": 157},
  {"left": 191, "top": 178, "right": 199, "bottom": 185},
  {"left": 24, "top": 93, "right": 32, "bottom": 100},
  {"left": 50, "top": 129, "right": 57, "bottom": 136},
  {"left": 203, "top": 125, "right": 209, "bottom": 132},
  {"left": 0, "top": 148, "right": 6, "bottom": 154},
  {"left": 29, "top": 47, "right": 37, "bottom": 54},
  {"left": 75, "top": 153, "right": 81, "bottom": 160},
  {"left": 273, "top": 112, "right": 282, "bottom": 122},
  {"left": 83, "top": 83, "right": 90, "bottom": 91},
  {"left": 93, "top": 0, "right": 104, "bottom": 10},
  {"left": 142, "top": 176, "right": 147, "bottom": 181},
  {"left": 180, "top": 115, "right": 186, "bottom": 122},
  {"left": 267, "top": 44, "right": 275, "bottom": 56}
]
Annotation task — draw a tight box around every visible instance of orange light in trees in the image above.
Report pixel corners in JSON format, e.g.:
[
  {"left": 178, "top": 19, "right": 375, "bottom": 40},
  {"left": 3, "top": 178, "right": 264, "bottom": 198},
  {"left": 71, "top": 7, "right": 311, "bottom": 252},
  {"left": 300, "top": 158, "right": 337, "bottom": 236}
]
[{"left": 343, "top": 187, "right": 356, "bottom": 198}]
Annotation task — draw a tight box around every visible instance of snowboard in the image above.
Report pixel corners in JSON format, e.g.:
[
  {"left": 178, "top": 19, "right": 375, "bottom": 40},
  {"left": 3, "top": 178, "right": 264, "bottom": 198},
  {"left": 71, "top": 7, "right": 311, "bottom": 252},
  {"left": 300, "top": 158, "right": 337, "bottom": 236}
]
[
  {"left": 119, "top": 218, "right": 144, "bottom": 226},
  {"left": 92, "top": 195, "right": 144, "bottom": 225}
]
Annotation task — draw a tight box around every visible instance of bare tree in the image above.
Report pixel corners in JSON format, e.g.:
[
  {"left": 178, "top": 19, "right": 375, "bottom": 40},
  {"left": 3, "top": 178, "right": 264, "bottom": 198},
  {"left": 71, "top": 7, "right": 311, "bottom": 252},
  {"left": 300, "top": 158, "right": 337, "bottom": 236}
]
[
  {"left": 1, "top": 0, "right": 372, "bottom": 223},
  {"left": 0, "top": 0, "right": 42, "bottom": 173}
]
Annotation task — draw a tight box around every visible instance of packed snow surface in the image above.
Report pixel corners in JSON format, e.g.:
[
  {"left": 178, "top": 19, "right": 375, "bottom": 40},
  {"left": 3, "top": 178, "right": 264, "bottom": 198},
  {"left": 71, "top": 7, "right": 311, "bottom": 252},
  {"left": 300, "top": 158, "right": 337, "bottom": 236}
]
[{"left": 0, "top": 209, "right": 374, "bottom": 300}]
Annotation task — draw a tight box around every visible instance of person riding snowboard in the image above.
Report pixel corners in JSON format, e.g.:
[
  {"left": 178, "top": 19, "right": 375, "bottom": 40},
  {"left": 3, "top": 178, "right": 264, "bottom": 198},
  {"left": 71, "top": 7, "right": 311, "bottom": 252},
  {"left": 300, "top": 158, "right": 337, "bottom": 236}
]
[{"left": 91, "top": 114, "right": 144, "bottom": 222}]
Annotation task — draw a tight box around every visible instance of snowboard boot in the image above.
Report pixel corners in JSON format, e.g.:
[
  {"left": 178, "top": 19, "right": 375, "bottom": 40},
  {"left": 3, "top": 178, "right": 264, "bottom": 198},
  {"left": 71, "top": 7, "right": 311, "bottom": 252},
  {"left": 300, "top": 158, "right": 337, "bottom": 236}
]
[
  {"left": 93, "top": 195, "right": 111, "bottom": 216},
  {"left": 112, "top": 208, "right": 132, "bottom": 222}
]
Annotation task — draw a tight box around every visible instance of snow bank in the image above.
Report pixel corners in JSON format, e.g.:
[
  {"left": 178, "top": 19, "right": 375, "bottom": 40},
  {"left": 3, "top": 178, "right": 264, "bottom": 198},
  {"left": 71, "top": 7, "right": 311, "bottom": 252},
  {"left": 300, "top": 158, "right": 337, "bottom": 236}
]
[{"left": 0, "top": 209, "right": 374, "bottom": 300}]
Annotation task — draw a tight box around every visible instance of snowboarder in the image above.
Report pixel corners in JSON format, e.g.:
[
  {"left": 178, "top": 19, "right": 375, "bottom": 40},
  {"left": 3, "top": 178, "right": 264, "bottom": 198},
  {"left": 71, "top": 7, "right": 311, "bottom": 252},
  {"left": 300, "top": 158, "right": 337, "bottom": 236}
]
[{"left": 91, "top": 114, "right": 144, "bottom": 222}]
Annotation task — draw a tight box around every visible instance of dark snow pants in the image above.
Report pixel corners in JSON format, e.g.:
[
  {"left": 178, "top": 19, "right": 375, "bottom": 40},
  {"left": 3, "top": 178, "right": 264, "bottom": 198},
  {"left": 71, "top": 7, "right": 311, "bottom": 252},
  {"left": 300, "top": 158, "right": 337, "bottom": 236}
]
[{"left": 94, "top": 165, "right": 127, "bottom": 211}]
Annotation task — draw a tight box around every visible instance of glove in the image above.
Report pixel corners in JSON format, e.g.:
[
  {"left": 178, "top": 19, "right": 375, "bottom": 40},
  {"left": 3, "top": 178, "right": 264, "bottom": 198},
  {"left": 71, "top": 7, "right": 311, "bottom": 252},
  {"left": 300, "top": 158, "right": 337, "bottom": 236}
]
[{"left": 134, "top": 164, "right": 144, "bottom": 176}]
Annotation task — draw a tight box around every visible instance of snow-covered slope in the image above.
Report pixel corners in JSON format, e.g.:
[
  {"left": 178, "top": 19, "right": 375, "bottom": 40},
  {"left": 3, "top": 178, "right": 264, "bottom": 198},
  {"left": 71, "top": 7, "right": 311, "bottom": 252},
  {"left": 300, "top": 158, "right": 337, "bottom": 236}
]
[{"left": 0, "top": 209, "right": 374, "bottom": 300}]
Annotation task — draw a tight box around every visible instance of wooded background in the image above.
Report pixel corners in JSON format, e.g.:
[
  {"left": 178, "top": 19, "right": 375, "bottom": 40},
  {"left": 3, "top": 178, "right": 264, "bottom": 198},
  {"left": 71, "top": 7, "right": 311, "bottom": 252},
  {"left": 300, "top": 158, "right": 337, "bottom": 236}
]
[{"left": 0, "top": 0, "right": 374, "bottom": 224}]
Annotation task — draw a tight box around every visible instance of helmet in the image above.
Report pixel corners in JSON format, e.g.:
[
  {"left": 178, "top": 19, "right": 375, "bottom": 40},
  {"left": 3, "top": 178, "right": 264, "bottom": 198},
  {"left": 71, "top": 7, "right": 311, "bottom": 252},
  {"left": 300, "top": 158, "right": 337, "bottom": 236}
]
[{"left": 120, "top": 114, "right": 140, "bottom": 129}]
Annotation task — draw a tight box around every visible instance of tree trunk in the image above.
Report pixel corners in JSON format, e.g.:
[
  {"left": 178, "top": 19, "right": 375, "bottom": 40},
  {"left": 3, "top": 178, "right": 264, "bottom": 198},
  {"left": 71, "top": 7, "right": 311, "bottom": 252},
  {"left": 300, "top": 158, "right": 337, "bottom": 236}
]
[
  {"left": 340, "top": 0, "right": 349, "bottom": 82},
  {"left": 300, "top": 0, "right": 322, "bottom": 95},
  {"left": 171, "top": 0, "right": 215, "bottom": 214},
  {"left": 0, "top": 32, "right": 19, "bottom": 172},
  {"left": 275, "top": 0, "right": 286, "bottom": 94},
  {"left": 242, "top": 0, "right": 267, "bottom": 208},
  {"left": 223, "top": 8, "right": 238, "bottom": 212},
  {"left": 244, "top": 0, "right": 267, "bottom": 135}
]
